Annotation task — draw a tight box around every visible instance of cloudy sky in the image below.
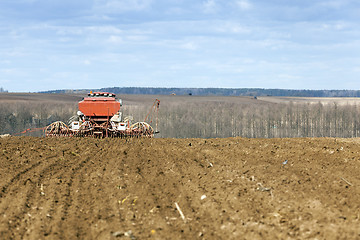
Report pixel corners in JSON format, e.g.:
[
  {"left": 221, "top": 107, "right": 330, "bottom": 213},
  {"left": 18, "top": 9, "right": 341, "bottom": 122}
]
[{"left": 0, "top": 0, "right": 360, "bottom": 92}]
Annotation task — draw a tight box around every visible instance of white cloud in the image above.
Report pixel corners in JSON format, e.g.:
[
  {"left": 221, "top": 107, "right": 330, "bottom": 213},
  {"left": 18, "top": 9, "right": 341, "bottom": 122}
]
[
  {"left": 4, "top": 48, "right": 28, "bottom": 57},
  {"left": 126, "top": 35, "right": 148, "bottom": 41},
  {"left": 94, "top": 0, "right": 153, "bottom": 13},
  {"left": 214, "top": 22, "right": 251, "bottom": 34},
  {"left": 9, "top": 30, "right": 26, "bottom": 40},
  {"left": 165, "top": 7, "right": 187, "bottom": 15},
  {"left": 108, "top": 35, "right": 123, "bottom": 43},
  {"left": 180, "top": 42, "right": 197, "bottom": 50},
  {"left": 318, "top": 0, "right": 347, "bottom": 9},
  {"left": 235, "top": 0, "right": 252, "bottom": 10},
  {"left": 56, "top": 27, "right": 84, "bottom": 36},
  {"left": 321, "top": 22, "right": 348, "bottom": 31},
  {"left": 0, "top": 68, "right": 18, "bottom": 74},
  {"left": 83, "top": 60, "right": 91, "bottom": 65},
  {"left": 203, "top": 0, "right": 217, "bottom": 13},
  {"left": 353, "top": 66, "right": 360, "bottom": 72},
  {"left": 0, "top": 60, "right": 11, "bottom": 64},
  {"left": 86, "top": 26, "right": 122, "bottom": 34}
]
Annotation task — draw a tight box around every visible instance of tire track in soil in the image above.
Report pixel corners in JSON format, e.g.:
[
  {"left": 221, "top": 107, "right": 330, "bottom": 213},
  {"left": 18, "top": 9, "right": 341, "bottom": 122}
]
[
  {"left": 122, "top": 143, "right": 171, "bottom": 238},
  {"left": 2, "top": 137, "right": 360, "bottom": 239},
  {"left": 17, "top": 159, "right": 61, "bottom": 239},
  {"left": 0, "top": 156, "right": 58, "bottom": 239},
  {"left": 0, "top": 161, "right": 42, "bottom": 199},
  {"left": 20, "top": 153, "right": 86, "bottom": 239},
  {"left": 56, "top": 155, "right": 91, "bottom": 239},
  {"left": 112, "top": 141, "right": 211, "bottom": 239},
  {"left": 56, "top": 140, "right": 116, "bottom": 239},
  {"left": 128, "top": 140, "right": 252, "bottom": 239},
  {"left": 69, "top": 154, "right": 111, "bottom": 239},
  {"left": 92, "top": 141, "right": 157, "bottom": 239},
  {"left": 89, "top": 142, "right": 130, "bottom": 239},
  {"left": 0, "top": 139, "right": 97, "bottom": 239},
  {"left": 113, "top": 146, "right": 142, "bottom": 234}
]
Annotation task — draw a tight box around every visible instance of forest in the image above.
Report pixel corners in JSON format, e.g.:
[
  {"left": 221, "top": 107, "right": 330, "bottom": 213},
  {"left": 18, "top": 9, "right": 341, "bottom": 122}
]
[
  {"left": 42, "top": 87, "right": 360, "bottom": 97},
  {"left": 1, "top": 93, "right": 360, "bottom": 138}
]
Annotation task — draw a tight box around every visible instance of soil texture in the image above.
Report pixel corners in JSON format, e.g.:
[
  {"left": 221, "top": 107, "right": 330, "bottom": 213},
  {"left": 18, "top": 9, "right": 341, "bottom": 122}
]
[{"left": 0, "top": 137, "right": 359, "bottom": 239}]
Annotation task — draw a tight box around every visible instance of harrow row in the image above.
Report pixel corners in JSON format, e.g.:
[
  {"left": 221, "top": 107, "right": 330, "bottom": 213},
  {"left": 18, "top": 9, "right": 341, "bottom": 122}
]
[{"left": 45, "top": 121, "right": 155, "bottom": 138}]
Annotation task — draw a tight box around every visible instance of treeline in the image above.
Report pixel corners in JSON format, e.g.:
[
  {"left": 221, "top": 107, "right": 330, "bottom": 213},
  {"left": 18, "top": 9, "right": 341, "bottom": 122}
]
[
  {"left": 118, "top": 101, "right": 360, "bottom": 138},
  {"left": 42, "top": 87, "right": 360, "bottom": 97},
  {"left": 0, "top": 102, "right": 76, "bottom": 136},
  {"left": 2, "top": 100, "right": 360, "bottom": 138},
  {"left": 102, "top": 87, "right": 360, "bottom": 97},
  {"left": 0, "top": 87, "right": 8, "bottom": 93},
  {"left": 123, "top": 103, "right": 360, "bottom": 138}
]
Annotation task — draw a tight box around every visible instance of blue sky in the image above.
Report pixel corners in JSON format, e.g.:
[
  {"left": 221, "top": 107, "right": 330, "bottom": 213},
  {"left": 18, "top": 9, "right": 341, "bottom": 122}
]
[{"left": 0, "top": 0, "right": 359, "bottom": 92}]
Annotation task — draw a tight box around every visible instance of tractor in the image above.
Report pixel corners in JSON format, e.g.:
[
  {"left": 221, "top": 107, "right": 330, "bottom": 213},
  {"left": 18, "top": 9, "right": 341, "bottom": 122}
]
[{"left": 45, "top": 92, "right": 160, "bottom": 138}]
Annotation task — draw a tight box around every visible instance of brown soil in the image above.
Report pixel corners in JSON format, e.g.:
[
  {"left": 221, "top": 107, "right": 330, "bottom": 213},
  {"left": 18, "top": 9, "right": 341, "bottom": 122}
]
[{"left": 0, "top": 137, "right": 359, "bottom": 239}]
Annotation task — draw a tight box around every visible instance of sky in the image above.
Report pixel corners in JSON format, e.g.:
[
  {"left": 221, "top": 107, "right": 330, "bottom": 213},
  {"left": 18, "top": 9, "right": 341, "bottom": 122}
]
[{"left": 0, "top": 0, "right": 360, "bottom": 92}]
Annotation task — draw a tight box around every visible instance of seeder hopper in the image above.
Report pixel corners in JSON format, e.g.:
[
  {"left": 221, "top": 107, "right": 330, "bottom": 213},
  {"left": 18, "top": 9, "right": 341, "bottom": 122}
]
[{"left": 45, "top": 92, "right": 160, "bottom": 138}]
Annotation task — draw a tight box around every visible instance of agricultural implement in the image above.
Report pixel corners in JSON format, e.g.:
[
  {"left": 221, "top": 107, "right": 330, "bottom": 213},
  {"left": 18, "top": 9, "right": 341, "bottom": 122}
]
[{"left": 45, "top": 92, "right": 160, "bottom": 138}]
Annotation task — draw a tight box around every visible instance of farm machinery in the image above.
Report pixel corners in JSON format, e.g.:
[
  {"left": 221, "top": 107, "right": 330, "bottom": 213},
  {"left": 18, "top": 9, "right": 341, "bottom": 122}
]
[{"left": 44, "top": 92, "right": 160, "bottom": 138}]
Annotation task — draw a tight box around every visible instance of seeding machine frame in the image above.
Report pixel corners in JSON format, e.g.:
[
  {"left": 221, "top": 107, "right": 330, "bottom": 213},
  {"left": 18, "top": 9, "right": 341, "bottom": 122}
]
[{"left": 43, "top": 92, "right": 160, "bottom": 138}]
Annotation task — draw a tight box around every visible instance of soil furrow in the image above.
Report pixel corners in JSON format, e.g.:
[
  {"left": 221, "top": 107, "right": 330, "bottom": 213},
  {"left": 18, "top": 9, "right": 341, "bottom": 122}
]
[
  {"left": 19, "top": 160, "right": 66, "bottom": 239},
  {"left": 0, "top": 161, "right": 42, "bottom": 199},
  {"left": 0, "top": 156, "right": 58, "bottom": 239},
  {"left": 56, "top": 157, "right": 89, "bottom": 239},
  {"left": 0, "top": 137, "right": 359, "bottom": 239}
]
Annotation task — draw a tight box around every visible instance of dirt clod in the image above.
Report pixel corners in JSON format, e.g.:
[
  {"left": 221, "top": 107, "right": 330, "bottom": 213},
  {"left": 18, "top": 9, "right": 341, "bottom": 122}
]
[{"left": 0, "top": 137, "right": 359, "bottom": 239}]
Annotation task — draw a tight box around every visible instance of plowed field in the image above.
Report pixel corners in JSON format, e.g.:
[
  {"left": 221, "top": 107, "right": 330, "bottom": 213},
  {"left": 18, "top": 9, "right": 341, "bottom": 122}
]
[{"left": 0, "top": 137, "right": 359, "bottom": 239}]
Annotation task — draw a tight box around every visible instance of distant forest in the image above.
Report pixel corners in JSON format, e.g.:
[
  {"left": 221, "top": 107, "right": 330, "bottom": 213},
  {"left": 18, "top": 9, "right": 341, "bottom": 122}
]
[
  {"left": 0, "top": 87, "right": 8, "bottom": 93},
  {"left": 3, "top": 96, "right": 360, "bottom": 138},
  {"left": 42, "top": 87, "right": 360, "bottom": 97}
]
